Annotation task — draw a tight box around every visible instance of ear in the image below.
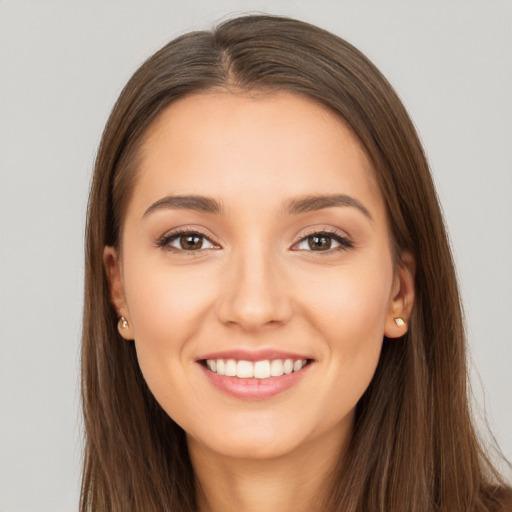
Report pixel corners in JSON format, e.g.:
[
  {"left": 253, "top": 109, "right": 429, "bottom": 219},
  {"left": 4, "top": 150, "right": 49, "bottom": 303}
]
[
  {"left": 384, "top": 251, "right": 415, "bottom": 338},
  {"left": 103, "top": 246, "right": 134, "bottom": 340}
]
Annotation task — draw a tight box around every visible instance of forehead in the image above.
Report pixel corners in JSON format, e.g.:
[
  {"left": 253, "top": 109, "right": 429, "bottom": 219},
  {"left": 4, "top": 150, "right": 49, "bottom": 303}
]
[{"left": 129, "top": 91, "right": 383, "bottom": 219}]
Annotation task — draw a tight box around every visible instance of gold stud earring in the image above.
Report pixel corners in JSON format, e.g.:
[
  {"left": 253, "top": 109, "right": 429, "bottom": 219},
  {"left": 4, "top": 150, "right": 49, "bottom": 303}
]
[
  {"left": 118, "top": 316, "right": 129, "bottom": 330},
  {"left": 394, "top": 317, "right": 406, "bottom": 327}
]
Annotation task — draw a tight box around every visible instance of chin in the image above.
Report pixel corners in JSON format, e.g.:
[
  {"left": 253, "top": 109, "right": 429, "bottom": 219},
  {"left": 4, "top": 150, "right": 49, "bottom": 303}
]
[
  {"left": 185, "top": 416, "right": 313, "bottom": 461},
  {"left": 189, "top": 435, "right": 303, "bottom": 462}
]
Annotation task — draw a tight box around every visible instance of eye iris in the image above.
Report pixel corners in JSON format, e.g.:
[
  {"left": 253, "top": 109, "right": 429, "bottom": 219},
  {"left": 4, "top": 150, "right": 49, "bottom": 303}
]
[
  {"left": 181, "top": 234, "right": 202, "bottom": 250},
  {"left": 308, "top": 234, "right": 331, "bottom": 251}
]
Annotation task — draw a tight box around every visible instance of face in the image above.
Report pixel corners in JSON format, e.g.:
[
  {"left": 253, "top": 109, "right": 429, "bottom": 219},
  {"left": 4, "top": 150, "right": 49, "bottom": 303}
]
[{"left": 105, "top": 91, "right": 414, "bottom": 462}]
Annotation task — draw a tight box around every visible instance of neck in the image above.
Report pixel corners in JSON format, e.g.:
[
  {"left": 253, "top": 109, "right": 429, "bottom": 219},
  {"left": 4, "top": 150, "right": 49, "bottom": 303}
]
[{"left": 188, "top": 426, "right": 349, "bottom": 512}]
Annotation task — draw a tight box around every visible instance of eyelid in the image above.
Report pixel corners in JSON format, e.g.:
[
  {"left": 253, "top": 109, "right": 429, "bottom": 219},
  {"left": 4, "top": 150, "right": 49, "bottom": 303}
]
[
  {"left": 156, "top": 226, "right": 221, "bottom": 253},
  {"left": 291, "top": 227, "right": 353, "bottom": 253}
]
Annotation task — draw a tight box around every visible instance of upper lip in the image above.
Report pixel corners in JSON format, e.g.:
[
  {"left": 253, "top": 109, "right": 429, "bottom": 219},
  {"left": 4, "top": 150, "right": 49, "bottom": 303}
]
[{"left": 196, "top": 349, "right": 312, "bottom": 362}]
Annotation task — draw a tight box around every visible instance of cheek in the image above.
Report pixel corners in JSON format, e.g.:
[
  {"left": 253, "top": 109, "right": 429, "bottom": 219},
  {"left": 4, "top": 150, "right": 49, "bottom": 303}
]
[
  {"left": 122, "top": 257, "right": 216, "bottom": 395},
  {"left": 302, "top": 257, "right": 393, "bottom": 343},
  {"left": 300, "top": 258, "right": 393, "bottom": 408},
  {"left": 125, "top": 255, "right": 214, "bottom": 337}
]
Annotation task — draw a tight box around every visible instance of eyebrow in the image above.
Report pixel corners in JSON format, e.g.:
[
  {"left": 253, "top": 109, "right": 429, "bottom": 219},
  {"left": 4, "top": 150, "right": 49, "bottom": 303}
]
[
  {"left": 284, "top": 194, "right": 372, "bottom": 220},
  {"left": 143, "top": 195, "right": 224, "bottom": 217},
  {"left": 143, "top": 193, "right": 372, "bottom": 220}
]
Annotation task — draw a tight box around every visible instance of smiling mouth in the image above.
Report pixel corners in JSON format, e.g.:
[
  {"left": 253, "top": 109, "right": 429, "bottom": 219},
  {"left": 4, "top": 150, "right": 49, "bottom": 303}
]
[{"left": 202, "top": 358, "right": 311, "bottom": 379}]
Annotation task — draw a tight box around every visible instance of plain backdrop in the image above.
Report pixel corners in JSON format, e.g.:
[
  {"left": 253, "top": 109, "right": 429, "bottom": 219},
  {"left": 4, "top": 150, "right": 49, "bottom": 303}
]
[{"left": 0, "top": 1, "right": 510, "bottom": 510}]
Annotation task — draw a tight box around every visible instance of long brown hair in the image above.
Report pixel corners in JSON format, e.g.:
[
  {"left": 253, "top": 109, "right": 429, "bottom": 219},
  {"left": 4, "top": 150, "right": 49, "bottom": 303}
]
[{"left": 81, "top": 14, "right": 510, "bottom": 511}]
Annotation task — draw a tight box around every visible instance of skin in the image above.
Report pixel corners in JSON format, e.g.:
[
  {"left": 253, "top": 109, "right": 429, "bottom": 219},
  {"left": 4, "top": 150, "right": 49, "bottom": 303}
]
[{"left": 105, "top": 91, "right": 415, "bottom": 512}]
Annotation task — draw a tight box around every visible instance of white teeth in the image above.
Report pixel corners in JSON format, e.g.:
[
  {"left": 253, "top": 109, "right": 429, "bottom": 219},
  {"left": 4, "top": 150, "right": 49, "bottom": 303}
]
[
  {"left": 205, "top": 358, "right": 308, "bottom": 379},
  {"left": 237, "top": 360, "right": 254, "bottom": 378},
  {"left": 254, "top": 360, "right": 271, "bottom": 379},
  {"left": 225, "top": 359, "right": 237, "bottom": 377},
  {"left": 293, "top": 360, "right": 304, "bottom": 372},
  {"left": 270, "top": 359, "right": 284, "bottom": 377}
]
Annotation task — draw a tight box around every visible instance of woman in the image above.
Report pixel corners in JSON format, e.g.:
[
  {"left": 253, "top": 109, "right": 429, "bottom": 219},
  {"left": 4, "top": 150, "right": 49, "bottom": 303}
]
[{"left": 80, "top": 14, "right": 511, "bottom": 512}]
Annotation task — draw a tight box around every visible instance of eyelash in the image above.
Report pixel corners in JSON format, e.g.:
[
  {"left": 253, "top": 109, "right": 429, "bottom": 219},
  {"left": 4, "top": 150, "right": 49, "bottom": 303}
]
[
  {"left": 295, "top": 229, "right": 354, "bottom": 253},
  {"left": 156, "top": 227, "right": 217, "bottom": 255},
  {"left": 156, "top": 228, "right": 354, "bottom": 255}
]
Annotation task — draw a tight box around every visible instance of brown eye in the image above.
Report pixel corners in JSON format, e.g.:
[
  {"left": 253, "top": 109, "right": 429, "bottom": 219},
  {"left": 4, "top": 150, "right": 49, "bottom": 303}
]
[
  {"left": 308, "top": 234, "right": 332, "bottom": 251},
  {"left": 158, "top": 231, "right": 217, "bottom": 252},
  {"left": 293, "top": 231, "right": 353, "bottom": 253},
  {"left": 180, "top": 234, "right": 203, "bottom": 250}
]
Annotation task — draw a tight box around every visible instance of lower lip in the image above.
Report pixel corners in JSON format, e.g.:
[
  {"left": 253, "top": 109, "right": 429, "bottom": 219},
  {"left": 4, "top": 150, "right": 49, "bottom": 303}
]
[{"left": 199, "top": 363, "right": 311, "bottom": 400}]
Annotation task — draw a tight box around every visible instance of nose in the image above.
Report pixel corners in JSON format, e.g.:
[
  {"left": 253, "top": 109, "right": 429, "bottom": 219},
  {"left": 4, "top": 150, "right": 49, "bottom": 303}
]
[{"left": 217, "top": 244, "right": 293, "bottom": 332}]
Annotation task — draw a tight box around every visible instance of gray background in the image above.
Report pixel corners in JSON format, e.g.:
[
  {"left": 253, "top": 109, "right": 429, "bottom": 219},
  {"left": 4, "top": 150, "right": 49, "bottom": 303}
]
[{"left": 0, "top": 1, "right": 510, "bottom": 510}]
